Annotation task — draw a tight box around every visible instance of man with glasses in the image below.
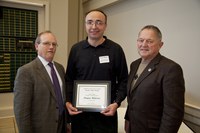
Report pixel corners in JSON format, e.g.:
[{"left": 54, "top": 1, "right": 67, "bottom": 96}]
[
  {"left": 65, "top": 9, "right": 128, "bottom": 133},
  {"left": 14, "top": 31, "right": 67, "bottom": 133},
  {"left": 124, "top": 25, "right": 185, "bottom": 133}
]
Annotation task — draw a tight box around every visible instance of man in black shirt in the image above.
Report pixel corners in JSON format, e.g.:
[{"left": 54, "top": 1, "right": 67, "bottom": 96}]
[{"left": 65, "top": 9, "right": 128, "bottom": 133}]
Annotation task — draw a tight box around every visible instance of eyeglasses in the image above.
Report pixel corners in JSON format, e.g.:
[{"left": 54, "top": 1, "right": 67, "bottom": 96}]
[
  {"left": 40, "top": 41, "right": 58, "bottom": 47},
  {"left": 85, "top": 20, "right": 105, "bottom": 26},
  {"left": 137, "top": 39, "right": 154, "bottom": 45}
]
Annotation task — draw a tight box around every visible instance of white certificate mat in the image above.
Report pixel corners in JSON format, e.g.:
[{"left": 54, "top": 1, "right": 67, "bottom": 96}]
[{"left": 73, "top": 80, "right": 111, "bottom": 112}]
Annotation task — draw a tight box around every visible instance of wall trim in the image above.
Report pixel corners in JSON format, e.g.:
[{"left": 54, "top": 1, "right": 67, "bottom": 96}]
[
  {"left": 83, "top": 0, "right": 125, "bottom": 12},
  {"left": 184, "top": 103, "right": 200, "bottom": 132},
  {"left": 0, "top": 107, "right": 14, "bottom": 118}
]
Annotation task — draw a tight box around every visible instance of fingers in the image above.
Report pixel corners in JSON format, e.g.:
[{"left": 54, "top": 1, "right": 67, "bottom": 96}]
[
  {"left": 66, "top": 102, "right": 82, "bottom": 115},
  {"left": 101, "top": 103, "right": 118, "bottom": 116},
  {"left": 101, "top": 109, "right": 114, "bottom": 116}
]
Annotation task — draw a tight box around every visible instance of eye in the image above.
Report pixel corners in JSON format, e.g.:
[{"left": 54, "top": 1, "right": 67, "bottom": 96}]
[
  {"left": 42, "top": 42, "right": 50, "bottom": 45},
  {"left": 137, "top": 39, "right": 144, "bottom": 43},
  {"left": 85, "top": 20, "right": 105, "bottom": 26},
  {"left": 52, "top": 43, "right": 58, "bottom": 47},
  {"left": 146, "top": 40, "right": 154, "bottom": 44},
  {"left": 95, "top": 20, "right": 104, "bottom": 25},
  {"left": 86, "top": 20, "right": 93, "bottom": 25},
  {"left": 41, "top": 42, "right": 58, "bottom": 47},
  {"left": 137, "top": 39, "right": 154, "bottom": 44}
]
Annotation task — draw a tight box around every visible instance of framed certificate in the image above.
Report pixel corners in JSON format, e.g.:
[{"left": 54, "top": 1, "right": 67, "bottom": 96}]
[{"left": 73, "top": 80, "right": 111, "bottom": 112}]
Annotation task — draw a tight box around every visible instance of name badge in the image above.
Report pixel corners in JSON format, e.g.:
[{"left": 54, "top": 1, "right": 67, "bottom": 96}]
[{"left": 99, "top": 56, "right": 109, "bottom": 64}]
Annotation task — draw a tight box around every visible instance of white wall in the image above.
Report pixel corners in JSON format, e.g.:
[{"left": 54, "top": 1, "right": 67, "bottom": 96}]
[
  {"left": 48, "top": 0, "right": 68, "bottom": 68},
  {"left": 0, "top": 0, "right": 69, "bottom": 117},
  {"left": 1, "top": 0, "right": 199, "bottom": 121},
  {"left": 102, "top": 0, "right": 200, "bottom": 107}
]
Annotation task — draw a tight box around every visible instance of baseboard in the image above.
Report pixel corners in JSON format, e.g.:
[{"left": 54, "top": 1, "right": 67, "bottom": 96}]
[
  {"left": 0, "top": 107, "right": 14, "bottom": 118},
  {"left": 184, "top": 103, "right": 200, "bottom": 133}
]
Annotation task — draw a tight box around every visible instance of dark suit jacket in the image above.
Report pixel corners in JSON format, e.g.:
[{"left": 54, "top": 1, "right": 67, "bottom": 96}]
[
  {"left": 125, "top": 53, "right": 185, "bottom": 133},
  {"left": 14, "top": 57, "right": 66, "bottom": 133}
]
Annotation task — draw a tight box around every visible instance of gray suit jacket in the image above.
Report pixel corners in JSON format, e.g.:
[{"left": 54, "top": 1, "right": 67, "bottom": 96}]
[
  {"left": 14, "top": 57, "right": 66, "bottom": 133},
  {"left": 125, "top": 53, "right": 185, "bottom": 133}
]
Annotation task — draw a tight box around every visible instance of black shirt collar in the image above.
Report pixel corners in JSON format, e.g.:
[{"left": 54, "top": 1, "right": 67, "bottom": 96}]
[{"left": 83, "top": 36, "right": 109, "bottom": 49}]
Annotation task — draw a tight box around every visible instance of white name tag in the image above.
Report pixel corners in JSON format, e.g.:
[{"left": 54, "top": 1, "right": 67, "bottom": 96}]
[{"left": 99, "top": 56, "right": 110, "bottom": 64}]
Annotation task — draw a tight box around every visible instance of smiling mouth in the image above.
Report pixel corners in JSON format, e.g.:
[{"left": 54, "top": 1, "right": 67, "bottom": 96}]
[
  {"left": 140, "top": 49, "right": 149, "bottom": 51},
  {"left": 48, "top": 51, "right": 54, "bottom": 54},
  {"left": 90, "top": 30, "right": 99, "bottom": 33},
  {"left": 90, "top": 32, "right": 98, "bottom": 35}
]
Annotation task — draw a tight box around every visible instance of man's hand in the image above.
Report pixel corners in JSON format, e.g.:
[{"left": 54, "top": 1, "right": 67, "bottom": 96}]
[
  {"left": 100, "top": 102, "right": 118, "bottom": 116},
  {"left": 66, "top": 102, "right": 82, "bottom": 115}
]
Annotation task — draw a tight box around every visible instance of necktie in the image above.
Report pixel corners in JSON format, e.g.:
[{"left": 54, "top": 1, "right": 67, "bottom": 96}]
[{"left": 48, "top": 62, "right": 64, "bottom": 115}]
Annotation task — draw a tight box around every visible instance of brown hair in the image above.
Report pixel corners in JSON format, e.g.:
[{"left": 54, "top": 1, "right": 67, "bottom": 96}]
[{"left": 85, "top": 9, "right": 107, "bottom": 24}]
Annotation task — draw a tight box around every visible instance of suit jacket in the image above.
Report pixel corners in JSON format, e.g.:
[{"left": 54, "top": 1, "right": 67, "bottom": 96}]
[
  {"left": 125, "top": 53, "right": 185, "bottom": 133},
  {"left": 14, "top": 57, "right": 66, "bottom": 133}
]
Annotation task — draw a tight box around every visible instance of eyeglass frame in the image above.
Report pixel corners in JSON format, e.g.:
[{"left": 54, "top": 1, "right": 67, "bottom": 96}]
[
  {"left": 85, "top": 20, "right": 106, "bottom": 26},
  {"left": 137, "top": 38, "right": 160, "bottom": 45},
  {"left": 39, "top": 41, "right": 58, "bottom": 47}
]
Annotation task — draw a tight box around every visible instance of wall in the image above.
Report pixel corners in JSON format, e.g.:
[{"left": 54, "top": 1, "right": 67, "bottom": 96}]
[
  {"left": 48, "top": 0, "right": 68, "bottom": 68},
  {"left": 79, "top": 1, "right": 200, "bottom": 131},
  {"left": 0, "top": 0, "right": 70, "bottom": 117},
  {"left": 1, "top": 0, "right": 199, "bottom": 129},
  {"left": 101, "top": 0, "right": 200, "bottom": 108},
  {"left": 99, "top": 0, "right": 200, "bottom": 131},
  {"left": 68, "top": 0, "right": 81, "bottom": 53}
]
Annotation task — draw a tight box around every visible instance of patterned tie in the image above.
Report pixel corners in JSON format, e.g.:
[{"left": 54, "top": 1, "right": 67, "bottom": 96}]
[{"left": 48, "top": 62, "right": 64, "bottom": 115}]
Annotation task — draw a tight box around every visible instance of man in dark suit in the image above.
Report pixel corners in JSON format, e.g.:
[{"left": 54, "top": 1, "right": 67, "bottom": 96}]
[
  {"left": 125, "top": 25, "right": 185, "bottom": 133},
  {"left": 14, "top": 31, "right": 66, "bottom": 133}
]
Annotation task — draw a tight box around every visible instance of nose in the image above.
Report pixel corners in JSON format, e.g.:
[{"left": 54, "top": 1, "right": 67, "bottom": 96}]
[
  {"left": 49, "top": 44, "right": 54, "bottom": 48},
  {"left": 139, "top": 41, "right": 148, "bottom": 47},
  {"left": 142, "top": 40, "right": 148, "bottom": 45},
  {"left": 91, "top": 23, "right": 97, "bottom": 28}
]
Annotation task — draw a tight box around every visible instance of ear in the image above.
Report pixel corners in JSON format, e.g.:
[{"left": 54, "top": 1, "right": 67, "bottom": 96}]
[
  {"left": 159, "top": 42, "right": 164, "bottom": 48},
  {"left": 104, "top": 23, "right": 107, "bottom": 29},
  {"left": 35, "top": 43, "right": 39, "bottom": 51}
]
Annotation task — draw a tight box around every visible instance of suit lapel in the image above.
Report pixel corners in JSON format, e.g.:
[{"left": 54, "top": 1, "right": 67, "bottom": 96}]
[
  {"left": 128, "top": 60, "right": 140, "bottom": 94},
  {"left": 35, "top": 58, "right": 57, "bottom": 100},
  {"left": 133, "top": 63, "right": 156, "bottom": 89},
  {"left": 131, "top": 54, "right": 161, "bottom": 93}
]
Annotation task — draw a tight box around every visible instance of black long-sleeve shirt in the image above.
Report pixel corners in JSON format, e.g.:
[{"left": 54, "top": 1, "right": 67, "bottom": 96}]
[{"left": 65, "top": 36, "right": 128, "bottom": 106}]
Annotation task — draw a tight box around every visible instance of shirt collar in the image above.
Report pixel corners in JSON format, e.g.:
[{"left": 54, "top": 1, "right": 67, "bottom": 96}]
[
  {"left": 38, "top": 55, "right": 54, "bottom": 67},
  {"left": 83, "top": 36, "right": 109, "bottom": 49}
]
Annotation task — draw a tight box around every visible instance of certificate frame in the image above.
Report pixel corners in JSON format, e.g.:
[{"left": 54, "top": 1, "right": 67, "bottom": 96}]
[{"left": 73, "top": 80, "right": 111, "bottom": 112}]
